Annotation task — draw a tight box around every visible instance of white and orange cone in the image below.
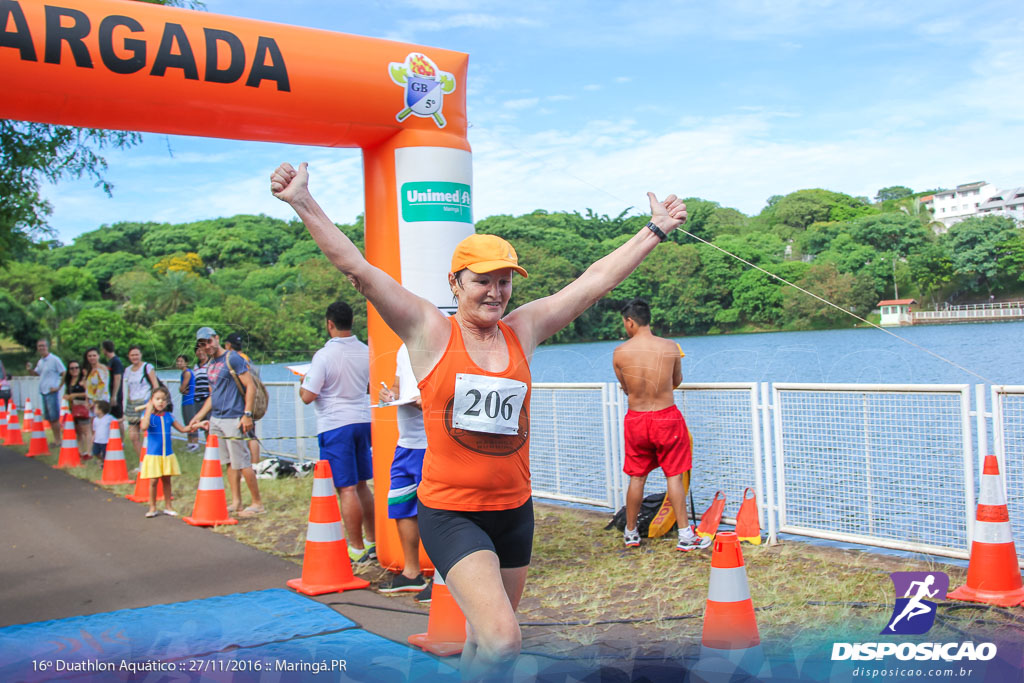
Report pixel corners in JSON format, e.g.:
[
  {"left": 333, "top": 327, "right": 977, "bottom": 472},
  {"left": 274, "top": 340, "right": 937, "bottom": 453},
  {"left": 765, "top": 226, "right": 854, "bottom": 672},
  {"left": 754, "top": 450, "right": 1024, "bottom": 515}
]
[
  {"left": 287, "top": 460, "right": 369, "bottom": 595},
  {"left": 694, "top": 531, "right": 768, "bottom": 681},
  {"left": 408, "top": 571, "right": 467, "bottom": 657},
  {"left": 95, "top": 420, "right": 133, "bottom": 485},
  {"left": 4, "top": 402, "right": 24, "bottom": 446},
  {"left": 55, "top": 414, "right": 82, "bottom": 468},
  {"left": 126, "top": 444, "right": 164, "bottom": 502},
  {"left": 184, "top": 435, "right": 237, "bottom": 527},
  {"left": 0, "top": 399, "right": 8, "bottom": 441},
  {"left": 21, "top": 397, "right": 33, "bottom": 433},
  {"left": 26, "top": 409, "right": 50, "bottom": 457},
  {"left": 949, "top": 455, "right": 1024, "bottom": 607}
]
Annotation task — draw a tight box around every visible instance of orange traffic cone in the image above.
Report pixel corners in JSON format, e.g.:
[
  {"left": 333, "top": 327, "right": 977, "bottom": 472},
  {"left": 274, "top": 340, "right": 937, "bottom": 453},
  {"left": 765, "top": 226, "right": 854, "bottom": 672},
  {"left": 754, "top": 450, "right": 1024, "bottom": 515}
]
[
  {"left": 287, "top": 460, "right": 369, "bottom": 595},
  {"left": 735, "top": 488, "right": 762, "bottom": 545},
  {"left": 4, "top": 402, "right": 24, "bottom": 446},
  {"left": 55, "top": 414, "right": 82, "bottom": 468},
  {"left": 127, "top": 444, "right": 164, "bottom": 502},
  {"left": 21, "top": 397, "right": 33, "bottom": 433},
  {"left": 697, "top": 491, "right": 726, "bottom": 539},
  {"left": 695, "top": 531, "right": 767, "bottom": 680},
  {"left": 95, "top": 420, "right": 133, "bottom": 485},
  {"left": 0, "top": 399, "right": 8, "bottom": 441},
  {"left": 408, "top": 571, "right": 467, "bottom": 657},
  {"left": 949, "top": 455, "right": 1024, "bottom": 607},
  {"left": 26, "top": 409, "right": 50, "bottom": 457},
  {"left": 184, "top": 435, "right": 237, "bottom": 527}
]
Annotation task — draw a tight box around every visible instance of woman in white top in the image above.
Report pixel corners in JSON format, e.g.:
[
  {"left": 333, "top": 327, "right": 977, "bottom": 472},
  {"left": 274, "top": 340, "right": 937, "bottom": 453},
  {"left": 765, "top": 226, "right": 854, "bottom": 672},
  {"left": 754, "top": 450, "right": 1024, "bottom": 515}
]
[{"left": 122, "top": 345, "right": 159, "bottom": 460}]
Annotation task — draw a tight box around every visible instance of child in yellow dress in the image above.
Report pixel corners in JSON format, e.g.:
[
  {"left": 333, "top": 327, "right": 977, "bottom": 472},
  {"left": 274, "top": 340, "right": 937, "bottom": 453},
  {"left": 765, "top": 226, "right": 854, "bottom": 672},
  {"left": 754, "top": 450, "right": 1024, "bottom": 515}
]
[{"left": 140, "top": 387, "right": 193, "bottom": 518}]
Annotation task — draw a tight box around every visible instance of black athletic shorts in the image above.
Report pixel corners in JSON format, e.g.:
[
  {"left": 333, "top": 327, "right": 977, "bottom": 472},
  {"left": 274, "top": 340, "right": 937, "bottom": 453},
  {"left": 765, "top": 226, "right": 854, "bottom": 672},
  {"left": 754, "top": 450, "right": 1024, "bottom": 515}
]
[{"left": 417, "top": 497, "right": 535, "bottom": 581}]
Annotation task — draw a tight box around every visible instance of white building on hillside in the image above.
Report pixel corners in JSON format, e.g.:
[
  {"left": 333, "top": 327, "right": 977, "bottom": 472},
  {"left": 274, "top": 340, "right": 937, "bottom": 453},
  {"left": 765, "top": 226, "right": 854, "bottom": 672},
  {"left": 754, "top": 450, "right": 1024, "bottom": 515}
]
[
  {"left": 920, "top": 181, "right": 998, "bottom": 231},
  {"left": 978, "top": 187, "right": 1024, "bottom": 223}
]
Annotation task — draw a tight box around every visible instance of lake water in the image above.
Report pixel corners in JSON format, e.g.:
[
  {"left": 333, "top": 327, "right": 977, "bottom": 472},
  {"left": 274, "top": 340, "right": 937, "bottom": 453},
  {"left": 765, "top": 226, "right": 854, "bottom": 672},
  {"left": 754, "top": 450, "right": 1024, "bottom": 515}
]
[{"left": 233, "top": 320, "right": 1024, "bottom": 387}]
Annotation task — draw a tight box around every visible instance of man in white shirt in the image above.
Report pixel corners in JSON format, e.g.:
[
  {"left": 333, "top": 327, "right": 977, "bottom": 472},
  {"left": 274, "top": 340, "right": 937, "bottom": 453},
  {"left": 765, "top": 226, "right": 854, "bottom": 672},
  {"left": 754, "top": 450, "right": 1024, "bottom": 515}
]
[
  {"left": 377, "top": 343, "right": 430, "bottom": 600},
  {"left": 27, "top": 339, "right": 65, "bottom": 447},
  {"left": 299, "top": 301, "right": 376, "bottom": 563}
]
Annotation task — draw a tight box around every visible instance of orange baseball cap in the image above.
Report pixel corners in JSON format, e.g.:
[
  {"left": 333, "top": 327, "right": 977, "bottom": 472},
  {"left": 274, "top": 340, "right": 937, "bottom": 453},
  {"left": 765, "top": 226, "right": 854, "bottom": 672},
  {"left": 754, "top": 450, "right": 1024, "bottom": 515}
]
[{"left": 450, "top": 234, "right": 528, "bottom": 278}]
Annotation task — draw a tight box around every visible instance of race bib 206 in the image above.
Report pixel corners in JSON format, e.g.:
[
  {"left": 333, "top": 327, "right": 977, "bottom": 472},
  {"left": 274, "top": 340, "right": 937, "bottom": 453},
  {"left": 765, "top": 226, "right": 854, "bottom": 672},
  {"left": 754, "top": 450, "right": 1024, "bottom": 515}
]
[{"left": 452, "top": 373, "right": 527, "bottom": 435}]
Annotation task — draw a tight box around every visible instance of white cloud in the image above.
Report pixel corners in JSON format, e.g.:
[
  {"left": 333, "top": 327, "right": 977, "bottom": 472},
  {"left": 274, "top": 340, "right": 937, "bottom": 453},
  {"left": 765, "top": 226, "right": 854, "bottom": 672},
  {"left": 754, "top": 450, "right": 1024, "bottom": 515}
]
[
  {"left": 504, "top": 97, "right": 541, "bottom": 110},
  {"left": 467, "top": 106, "right": 1024, "bottom": 220}
]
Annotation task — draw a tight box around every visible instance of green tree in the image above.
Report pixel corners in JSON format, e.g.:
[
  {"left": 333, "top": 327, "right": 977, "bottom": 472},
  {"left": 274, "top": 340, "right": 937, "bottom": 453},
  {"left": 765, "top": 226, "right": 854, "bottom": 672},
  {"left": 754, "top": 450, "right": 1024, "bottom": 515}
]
[
  {"left": 874, "top": 186, "right": 914, "bottom": 202},
  {"left": 908, "top": 242, "right": 954, "bottom": 307},
  {"left": 732, "top": 262, "right": 811, "bottom": 324},
  {"left": 996, "top": 231, "right": 1024, "bottom": 289},
  {"left": 0, "top": 290, "right": 39, "bottom": 348},
  {"left": 781, "top": 263, "right": 878, "bottom": 329},
  {"left": 52, "top": 266, "right": 100, "bottom": 301},
  {"left": 945, "top": 215, "right": 1018, "bottom": 295},
  {"left": 85, "top": 251, "right": 145, "bottom": 291},
  {"left": 154, "top": 271, "right": 200, "bottom": 316},
  {"left": 58, "top": 308, "right": 160, "bottom": 365}
]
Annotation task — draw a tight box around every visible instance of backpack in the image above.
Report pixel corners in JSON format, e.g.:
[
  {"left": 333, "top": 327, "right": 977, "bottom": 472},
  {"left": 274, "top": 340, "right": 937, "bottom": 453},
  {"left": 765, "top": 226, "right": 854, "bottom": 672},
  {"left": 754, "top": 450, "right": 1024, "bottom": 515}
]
[
  {"left": 225, "top": 350, "right": 269, "bottom": 421},
  {"left": 605, "top": 492, "right": 678, "bottom": 538}
]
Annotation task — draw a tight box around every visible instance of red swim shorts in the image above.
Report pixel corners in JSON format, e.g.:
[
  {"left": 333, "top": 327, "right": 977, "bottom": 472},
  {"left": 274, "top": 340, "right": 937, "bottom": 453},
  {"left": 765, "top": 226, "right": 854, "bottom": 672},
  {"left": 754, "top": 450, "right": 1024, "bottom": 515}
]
[{"left": 623, "top": 405, "right": 692, "bottom": 478}]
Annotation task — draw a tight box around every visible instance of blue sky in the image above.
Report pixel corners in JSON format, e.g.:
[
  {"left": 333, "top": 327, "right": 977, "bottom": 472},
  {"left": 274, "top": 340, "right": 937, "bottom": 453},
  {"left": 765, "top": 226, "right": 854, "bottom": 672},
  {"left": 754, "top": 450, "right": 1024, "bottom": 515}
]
[{"left": 41, "top": 0, "right": 1024, "bottom": 244}]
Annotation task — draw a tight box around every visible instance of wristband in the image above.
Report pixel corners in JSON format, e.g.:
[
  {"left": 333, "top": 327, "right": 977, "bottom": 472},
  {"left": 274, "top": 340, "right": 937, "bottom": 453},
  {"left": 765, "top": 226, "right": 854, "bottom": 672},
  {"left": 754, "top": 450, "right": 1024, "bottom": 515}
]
[{"left": 646, "top": 221, "right": 668, "bottom": 242}]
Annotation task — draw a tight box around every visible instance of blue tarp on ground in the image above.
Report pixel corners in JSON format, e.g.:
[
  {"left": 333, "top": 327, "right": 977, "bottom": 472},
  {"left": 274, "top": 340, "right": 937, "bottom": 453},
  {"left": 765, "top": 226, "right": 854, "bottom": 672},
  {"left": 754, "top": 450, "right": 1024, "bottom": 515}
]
[
  {"left": 187, "top": 630, "right": 457, "bottom": 682},
  {"left": 0, "top": 589, "right": 363, "bottom": 682}
]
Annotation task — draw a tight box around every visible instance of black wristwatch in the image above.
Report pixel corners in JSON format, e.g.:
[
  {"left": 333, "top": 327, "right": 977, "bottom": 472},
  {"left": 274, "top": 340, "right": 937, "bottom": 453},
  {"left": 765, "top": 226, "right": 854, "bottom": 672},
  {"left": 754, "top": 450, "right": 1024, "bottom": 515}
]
[
  {"left": 646, "top": 221, "right": 668, "bottom": 242},
  {"left": 243, "top": 411, "right": 253, "bottom": 418}
]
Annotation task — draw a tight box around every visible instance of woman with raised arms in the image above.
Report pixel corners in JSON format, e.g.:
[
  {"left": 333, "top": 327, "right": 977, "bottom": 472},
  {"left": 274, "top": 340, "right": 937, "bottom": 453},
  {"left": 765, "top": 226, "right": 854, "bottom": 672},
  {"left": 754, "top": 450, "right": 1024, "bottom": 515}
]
[{"left": 271, "top": 161, "right": 687, "bottom": 680}]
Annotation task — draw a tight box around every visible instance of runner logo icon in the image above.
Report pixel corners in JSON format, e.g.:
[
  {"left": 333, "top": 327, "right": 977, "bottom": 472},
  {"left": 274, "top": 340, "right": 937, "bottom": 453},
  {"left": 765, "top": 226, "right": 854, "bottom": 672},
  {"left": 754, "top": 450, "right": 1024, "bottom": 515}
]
[{"left": 882, "top": 571, "right": 949, "bottom": 635}]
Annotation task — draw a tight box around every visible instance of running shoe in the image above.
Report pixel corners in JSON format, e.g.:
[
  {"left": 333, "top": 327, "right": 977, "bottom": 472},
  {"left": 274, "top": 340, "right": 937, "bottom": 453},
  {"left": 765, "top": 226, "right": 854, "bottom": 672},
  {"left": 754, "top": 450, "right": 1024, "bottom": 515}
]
[
  {"left": 364, "top": 540, "right": 377, "bottom": 561},
  {"left": 623, "top": 527, "right": 641, "bottom": 548},
  {"left": 348, "top": 547, "right": 372, "bottom": 565},
  {"left": 379, "top": 573, "right": 428, "bottom": 594},
  {"left": 415, "top": 581, "right": 432, "bottom": 603},
  {"left": 676, "top": 525, "right": 712, "bottom": 552}
]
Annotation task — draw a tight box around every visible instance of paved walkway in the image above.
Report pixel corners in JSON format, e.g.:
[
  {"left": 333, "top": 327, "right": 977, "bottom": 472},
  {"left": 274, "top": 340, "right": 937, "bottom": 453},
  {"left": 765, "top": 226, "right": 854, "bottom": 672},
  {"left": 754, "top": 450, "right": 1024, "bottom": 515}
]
[{"left": 0, "top": 446, "right": 427, "bottom": 643}]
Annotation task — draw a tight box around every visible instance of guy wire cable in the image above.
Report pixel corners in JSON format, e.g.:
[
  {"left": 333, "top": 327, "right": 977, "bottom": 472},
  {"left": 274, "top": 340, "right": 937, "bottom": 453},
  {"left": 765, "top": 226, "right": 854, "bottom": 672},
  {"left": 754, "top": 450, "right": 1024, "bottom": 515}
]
[{"left": 480, "top": 125, "right": 998, "bottom": 385}]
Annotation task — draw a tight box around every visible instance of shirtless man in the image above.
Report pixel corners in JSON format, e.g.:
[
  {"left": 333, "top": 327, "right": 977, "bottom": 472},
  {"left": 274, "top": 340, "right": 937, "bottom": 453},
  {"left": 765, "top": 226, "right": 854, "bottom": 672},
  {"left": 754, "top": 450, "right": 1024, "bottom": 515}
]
[{"left": 613, "top": 299, "right": 710, "bottom": 552}]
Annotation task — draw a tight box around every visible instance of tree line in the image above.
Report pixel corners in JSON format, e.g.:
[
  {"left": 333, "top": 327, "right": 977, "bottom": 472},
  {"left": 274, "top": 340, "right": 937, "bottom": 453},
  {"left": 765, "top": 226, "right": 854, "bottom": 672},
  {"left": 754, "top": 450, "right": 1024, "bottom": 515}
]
[{"left": 2, "top": 187, "right": 1022, "bottom": 368}]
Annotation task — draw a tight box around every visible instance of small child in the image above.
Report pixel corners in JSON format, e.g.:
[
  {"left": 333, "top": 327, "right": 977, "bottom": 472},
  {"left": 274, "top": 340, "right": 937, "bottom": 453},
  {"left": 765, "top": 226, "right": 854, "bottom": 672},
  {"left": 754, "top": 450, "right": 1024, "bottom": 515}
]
[
  {"left": 139, "top": 387, "right": 193, "bottom": 518},
  {"left": 91, "top": 400, "right": 113, "bottom": 462}
]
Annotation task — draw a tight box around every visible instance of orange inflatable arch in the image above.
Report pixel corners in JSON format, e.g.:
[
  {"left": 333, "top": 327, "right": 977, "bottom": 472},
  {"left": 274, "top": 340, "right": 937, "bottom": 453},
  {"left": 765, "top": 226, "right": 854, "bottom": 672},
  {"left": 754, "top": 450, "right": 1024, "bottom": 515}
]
[{"left": 1, "top": 0, "right": 476, "bottom": 572}]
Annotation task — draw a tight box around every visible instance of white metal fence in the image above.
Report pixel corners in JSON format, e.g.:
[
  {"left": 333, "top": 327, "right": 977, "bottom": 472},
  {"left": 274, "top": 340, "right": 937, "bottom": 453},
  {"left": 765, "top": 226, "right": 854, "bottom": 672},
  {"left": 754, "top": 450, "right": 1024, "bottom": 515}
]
[
  {"left": 7, "top": 374, "right": 1022, "bottom": 563},
  {"left": 771, "top": 384, "right": 973, "bottom": 559},
  {"left": 994, "top": 386, "right": 1024, "bottom": 556}
]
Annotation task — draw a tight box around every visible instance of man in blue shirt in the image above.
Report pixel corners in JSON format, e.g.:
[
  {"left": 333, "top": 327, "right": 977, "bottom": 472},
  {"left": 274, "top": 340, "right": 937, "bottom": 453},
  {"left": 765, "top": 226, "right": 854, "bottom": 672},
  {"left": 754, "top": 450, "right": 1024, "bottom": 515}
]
[{"left": 189, "top": 327, "right": 265, "bottom": 517}]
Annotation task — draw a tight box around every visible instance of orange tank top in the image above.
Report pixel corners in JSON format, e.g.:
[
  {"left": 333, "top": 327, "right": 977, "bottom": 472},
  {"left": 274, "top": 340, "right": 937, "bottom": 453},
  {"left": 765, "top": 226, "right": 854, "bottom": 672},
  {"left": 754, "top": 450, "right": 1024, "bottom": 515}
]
[{"left": 417, "top": 317, "right": 532, "bottom": 511}]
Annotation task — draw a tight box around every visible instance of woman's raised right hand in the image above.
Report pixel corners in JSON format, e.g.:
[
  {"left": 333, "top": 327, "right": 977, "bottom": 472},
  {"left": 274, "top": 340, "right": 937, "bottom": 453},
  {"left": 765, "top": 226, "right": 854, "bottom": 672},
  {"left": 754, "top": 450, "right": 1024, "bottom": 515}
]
[{"left": 270, "top": 162, "right": 309, "bottom": 204}]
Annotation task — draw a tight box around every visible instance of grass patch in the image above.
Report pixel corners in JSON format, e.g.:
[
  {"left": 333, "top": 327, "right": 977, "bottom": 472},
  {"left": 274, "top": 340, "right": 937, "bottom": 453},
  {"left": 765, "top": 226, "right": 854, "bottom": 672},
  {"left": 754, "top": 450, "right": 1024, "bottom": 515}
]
[{"left": 20, "top": 440, "right": 1021, "bottom": 656}]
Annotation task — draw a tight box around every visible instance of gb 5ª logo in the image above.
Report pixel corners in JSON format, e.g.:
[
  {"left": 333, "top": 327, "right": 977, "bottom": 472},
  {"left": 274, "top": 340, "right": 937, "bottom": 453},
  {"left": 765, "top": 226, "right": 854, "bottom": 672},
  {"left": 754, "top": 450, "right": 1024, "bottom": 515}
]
[{"left": 388, "top": 53, "right": 456, "bottom": 128}]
